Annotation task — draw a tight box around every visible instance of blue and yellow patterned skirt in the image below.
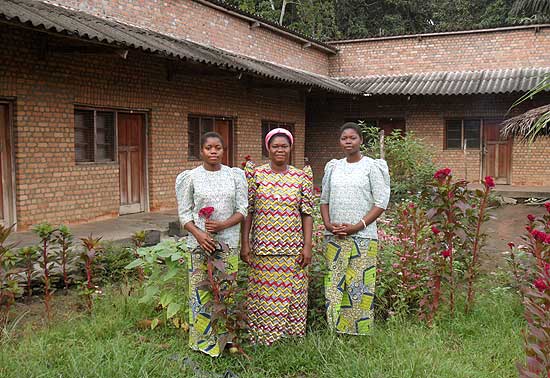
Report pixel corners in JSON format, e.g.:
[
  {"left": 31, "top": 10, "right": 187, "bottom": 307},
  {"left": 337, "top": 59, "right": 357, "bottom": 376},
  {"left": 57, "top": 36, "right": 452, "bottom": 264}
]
[{"left": 324, "top": 236, "right": 378, "bottom": 335}]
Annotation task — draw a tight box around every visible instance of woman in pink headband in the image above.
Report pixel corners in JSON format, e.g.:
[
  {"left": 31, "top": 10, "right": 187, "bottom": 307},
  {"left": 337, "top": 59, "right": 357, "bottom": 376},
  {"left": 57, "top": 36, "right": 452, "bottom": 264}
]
[{"left": 241, "top": 127, "right": 314, "bottom": 346}]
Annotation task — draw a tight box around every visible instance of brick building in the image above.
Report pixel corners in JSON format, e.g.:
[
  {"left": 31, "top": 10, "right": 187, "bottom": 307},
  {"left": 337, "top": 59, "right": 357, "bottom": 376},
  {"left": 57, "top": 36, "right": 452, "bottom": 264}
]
[{"left": 0, "top": 0, "right": 549, "bottom": 230}]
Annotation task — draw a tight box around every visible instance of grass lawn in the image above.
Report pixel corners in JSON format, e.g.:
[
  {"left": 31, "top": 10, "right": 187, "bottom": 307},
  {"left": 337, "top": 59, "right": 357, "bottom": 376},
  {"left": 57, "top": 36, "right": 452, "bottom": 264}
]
[{"left": 0, "top": 281, "right": 523, "bottom": 378}]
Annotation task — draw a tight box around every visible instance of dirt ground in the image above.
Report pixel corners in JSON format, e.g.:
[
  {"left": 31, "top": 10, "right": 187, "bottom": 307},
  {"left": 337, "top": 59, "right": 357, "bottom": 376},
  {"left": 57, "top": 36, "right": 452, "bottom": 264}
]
[{"left": 481, "top": 203, "right": 547, "bottom": 272}]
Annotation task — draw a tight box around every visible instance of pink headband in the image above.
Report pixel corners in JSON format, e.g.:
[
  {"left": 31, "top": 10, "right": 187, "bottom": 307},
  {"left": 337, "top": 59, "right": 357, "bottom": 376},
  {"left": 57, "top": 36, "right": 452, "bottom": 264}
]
[{"left": 265, "top": 128, "right": 294, "bottom": 151}]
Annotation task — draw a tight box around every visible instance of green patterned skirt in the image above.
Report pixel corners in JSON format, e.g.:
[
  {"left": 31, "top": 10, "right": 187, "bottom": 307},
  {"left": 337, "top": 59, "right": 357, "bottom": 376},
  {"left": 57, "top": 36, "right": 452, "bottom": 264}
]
[
  {"left": 187, "top": 247, "right": 239, "bottom": 357},
  {"left": 324, "top": 236, "right": 378, "bottom": 335}
]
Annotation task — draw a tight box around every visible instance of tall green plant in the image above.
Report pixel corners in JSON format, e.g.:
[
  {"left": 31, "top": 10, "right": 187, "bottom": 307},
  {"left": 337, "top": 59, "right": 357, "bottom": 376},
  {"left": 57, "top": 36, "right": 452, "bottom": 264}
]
[
  {"left": 32, "top": 222, "right": 56, "bottom": 319},
  {"left": 55, "top": 225, "right": 73, "bottom": 292},
  {"left": 17, "top": 246, "right": 40, "bottom": 302}
]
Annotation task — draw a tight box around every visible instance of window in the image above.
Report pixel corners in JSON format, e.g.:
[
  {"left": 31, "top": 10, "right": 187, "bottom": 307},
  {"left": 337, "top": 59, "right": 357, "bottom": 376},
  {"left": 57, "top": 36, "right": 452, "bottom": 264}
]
[
  {"left": 188, "top": 115, "right": 233, "bottom": 160},
  {"left": 445, "top": 119, "right": 481, "bottom": 150},
  {"left": 261, "top": 120, "right": 295, "bottom": 158},
  {"left": 74, "top": 109, "right": 115, "bottom": 163}
]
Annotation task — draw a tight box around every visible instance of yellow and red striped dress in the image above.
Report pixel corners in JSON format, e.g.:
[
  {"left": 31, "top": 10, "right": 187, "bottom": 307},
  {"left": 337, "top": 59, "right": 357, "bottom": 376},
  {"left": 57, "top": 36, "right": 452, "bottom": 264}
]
[{"left": 244, "top": 161, "right": 314, "bottom": 345}]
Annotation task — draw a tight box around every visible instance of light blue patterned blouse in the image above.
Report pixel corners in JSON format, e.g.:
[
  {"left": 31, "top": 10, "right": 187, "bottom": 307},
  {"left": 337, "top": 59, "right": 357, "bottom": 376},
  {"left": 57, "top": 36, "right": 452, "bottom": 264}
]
[
  {"left": 320, "top": 156, "right": 390, "bottom": 240},
  {"left": 175, "top": 165, "right": 248, "bottom": 249}
]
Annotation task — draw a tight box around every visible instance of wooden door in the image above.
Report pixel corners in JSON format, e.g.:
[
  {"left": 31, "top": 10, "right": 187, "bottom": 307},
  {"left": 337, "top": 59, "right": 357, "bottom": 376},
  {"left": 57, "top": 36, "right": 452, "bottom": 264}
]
[
  {"left": 483, "top": 120, "right": 512, "bottom": 185},
  {"left": 214, "top": 119, "right": 233, "bottom": 166},
  {"left": 118, "top": 113, "right": 145, "bottom": 215},
  {"left": 0, "top": 104, "right": 14, "bottom": 228}
]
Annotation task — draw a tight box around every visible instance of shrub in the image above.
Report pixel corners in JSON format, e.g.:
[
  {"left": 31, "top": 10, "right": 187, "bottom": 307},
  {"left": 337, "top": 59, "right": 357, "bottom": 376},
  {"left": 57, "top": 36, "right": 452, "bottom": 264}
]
[{"left": 360, "top": 124, "right": 436, "bottom": 202}]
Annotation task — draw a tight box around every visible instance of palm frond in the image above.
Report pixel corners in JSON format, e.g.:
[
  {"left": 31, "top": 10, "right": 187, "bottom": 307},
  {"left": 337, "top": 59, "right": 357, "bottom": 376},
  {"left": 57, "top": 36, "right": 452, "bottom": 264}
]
[
  {"left": 511, "top": 0, "right": 550, "bottom": 15},
  {"left": 501, "top": 104, "right": 550, "bottom": 142}
]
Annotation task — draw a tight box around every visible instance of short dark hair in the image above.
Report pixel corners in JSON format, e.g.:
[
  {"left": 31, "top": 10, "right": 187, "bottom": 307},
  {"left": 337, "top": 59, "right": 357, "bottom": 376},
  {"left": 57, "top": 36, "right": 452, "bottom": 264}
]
[
  {"left": 267, "top": 132, "right": 292, "bottom": 147},
  {"left": 339, "top": 122, "right": 363, "bottom": 138},
  {"left": 200, "top": 131, "right": 225, "bottom": 148}
]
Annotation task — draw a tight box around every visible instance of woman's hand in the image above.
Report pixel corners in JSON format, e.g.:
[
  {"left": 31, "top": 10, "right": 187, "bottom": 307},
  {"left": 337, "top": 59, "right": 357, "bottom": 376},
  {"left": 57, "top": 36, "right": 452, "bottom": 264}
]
[
  {"left": 297, "top": 244, "right": 312, "bottom": 268},
  {"left": 326, "top": 223, "right": 347, "bottom": 237},
  {"left": 205, "top": 219, "right": 227, "bottom": 234},
  {"left": 240, "top": 242, "right": 252, "bottom": 265},
  {"left": 338, "top": 223, "right": 363, "bottom": 236},
  {"left": 194, "top": 230, "right": 217, "bottom": 253}
]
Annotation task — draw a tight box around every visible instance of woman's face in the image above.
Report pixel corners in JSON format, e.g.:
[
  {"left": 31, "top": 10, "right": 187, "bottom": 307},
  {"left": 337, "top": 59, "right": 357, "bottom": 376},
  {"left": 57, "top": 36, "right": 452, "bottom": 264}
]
[
  {"left": 268, "top": 135, "right": 291, "bottom": 165},
  {"left": 200, "top": 137, "right": 224, "bottom": 165},
  {"left": 339, "top": 128, "right": 362, "bottom": 155}
]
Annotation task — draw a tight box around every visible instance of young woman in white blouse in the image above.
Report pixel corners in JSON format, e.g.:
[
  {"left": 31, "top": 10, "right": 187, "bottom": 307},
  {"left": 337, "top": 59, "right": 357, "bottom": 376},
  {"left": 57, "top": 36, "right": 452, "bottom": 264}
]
[
  {"left": 175, "top": 131, "right": 248, "bottom": 356},
  {"left": 320, "top": 122, "right": 390, "bottom": 335}
]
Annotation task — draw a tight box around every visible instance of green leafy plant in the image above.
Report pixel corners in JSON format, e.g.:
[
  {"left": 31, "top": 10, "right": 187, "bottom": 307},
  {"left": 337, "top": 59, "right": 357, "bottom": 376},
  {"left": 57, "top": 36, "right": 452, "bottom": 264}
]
[
  {"left": 125, "top": 239, "right": 188, "bottom": 330},
  {"left": 17, "top": 246, "right": 40, "bottom": 302},
  {"left": 55, "top": 225, "right": 73, "bottom": 292},
  {"left": 80, "top": 235, "right": 103, "bottom": 312},
  {"left": 0, "top": 224, "right": 20, "bottom": 326},
  {"left": 32, "top": 222, "right": 56, "bottom": 319},
  {"left": 360, "top": 124, "right": 436, "bottom": 202},
  {"left": 131, "top": 231, "right": 146, "bottom": 285}
]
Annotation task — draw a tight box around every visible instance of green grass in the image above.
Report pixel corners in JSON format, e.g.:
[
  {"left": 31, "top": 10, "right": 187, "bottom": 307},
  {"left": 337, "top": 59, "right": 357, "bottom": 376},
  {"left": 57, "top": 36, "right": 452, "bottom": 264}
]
[{"left": 0, "top": 286, "right": 523, "bottom": 378}]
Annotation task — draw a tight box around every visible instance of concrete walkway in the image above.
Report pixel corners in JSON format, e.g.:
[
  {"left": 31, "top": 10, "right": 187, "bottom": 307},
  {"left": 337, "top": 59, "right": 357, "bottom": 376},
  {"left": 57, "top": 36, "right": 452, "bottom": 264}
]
[{"left": 7, "top": 209, "right": 178, "bottom": 248}]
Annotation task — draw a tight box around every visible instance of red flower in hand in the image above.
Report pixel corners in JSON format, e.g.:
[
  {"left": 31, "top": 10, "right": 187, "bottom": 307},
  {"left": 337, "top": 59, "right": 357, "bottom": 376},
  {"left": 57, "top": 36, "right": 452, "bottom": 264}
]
[
  {"left": 534, "top": 278, "right": 548, "bottom": 292},
  {"left": 434, "top": 168, "right": 451, "bottom": 181},
  {"left": 199, "top": 206, "right": 215, "bottom": 220},
  {"left": 484, "top": 176, "right": 495, "bottom": 189}
]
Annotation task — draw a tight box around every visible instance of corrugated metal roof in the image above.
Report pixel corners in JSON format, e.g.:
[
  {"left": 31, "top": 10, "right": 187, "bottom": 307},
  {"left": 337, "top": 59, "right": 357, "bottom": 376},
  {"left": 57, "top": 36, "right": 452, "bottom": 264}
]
[
  {"left": 339, "top": 68, "right": 550, "bottom": 96},
  {"left": 0, "top": 0, "right": 356, "bottom": 94}
]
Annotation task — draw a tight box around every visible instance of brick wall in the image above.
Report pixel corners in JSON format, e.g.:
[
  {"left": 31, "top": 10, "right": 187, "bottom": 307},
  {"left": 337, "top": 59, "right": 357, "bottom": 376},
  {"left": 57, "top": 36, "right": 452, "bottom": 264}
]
[
  {"left": 48, "top": 0, "right": 331, "bottom": 75},
  {"left": 329, "top": 26, "right": 550, "bottom": 77},
  {"left": 306, "top": 93, "right": 550, "bottom": 186},
  {"left": 1, "top": 25, "right": 306, "bottom": 229}
]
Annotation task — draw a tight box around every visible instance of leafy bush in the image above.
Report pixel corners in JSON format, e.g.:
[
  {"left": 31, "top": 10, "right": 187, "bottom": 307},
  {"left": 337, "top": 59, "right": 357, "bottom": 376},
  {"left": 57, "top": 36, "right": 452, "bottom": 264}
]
[{"left": 360, "top": 124, "right": 436, "bottom": 202}]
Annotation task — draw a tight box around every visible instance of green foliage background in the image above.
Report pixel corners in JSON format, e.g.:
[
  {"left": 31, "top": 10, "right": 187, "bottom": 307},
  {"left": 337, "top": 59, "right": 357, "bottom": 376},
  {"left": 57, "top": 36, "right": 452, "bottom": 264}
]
[{"left": 221, "top": 0, "right": 550, "bottom": 40}]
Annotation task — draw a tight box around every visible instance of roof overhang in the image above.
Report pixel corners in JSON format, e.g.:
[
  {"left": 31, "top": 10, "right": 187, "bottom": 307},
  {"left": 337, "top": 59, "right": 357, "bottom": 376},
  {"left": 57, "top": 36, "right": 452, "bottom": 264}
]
[
  {"left": 338, "top": 67, "right": 550, "bottom": 96},
  {"left": 0, "top": 0, "right": 356, "bottom": 94}
]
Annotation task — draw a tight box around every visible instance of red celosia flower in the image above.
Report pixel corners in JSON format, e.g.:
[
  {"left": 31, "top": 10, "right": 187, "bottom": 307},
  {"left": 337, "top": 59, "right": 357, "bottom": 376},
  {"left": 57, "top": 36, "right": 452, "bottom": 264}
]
[
  {"left": 403, "top": 209, "right": 409, "bottom": 216},
  {"left": 534, "top": 278, "right": 548, "bottom": 292},
  {"left": 441, "top": 249, "right": 451, "bottom": 258},
  {"left": 525, "top": 226, "right": 532, "bottom": 232},
  {"left": 198, "top": 206, "right": 215, "bottom": 220},
  {"left": 527, "top": 214, "right": 536, "bottom": 222},
  {"left": 484, "top": 176, "right": 495, "bottom": 189},
  {"left": 431, "top": 226, "right": 441, "bottom": 235},
  {"left": 531, "top": 229, "right": 549, "bottom": 243},
  {"left": 408, "top": 202, "right": 415, "bottom": 209},
  {"left": 244, "top": 155, "right": 252, "bottom": 161},
  {"left": 545, "top": 202, "right": 550, "bottom": 213},
  {"left": 434, "top": 168, "right": 452, "bottom": 180},
  {"left": 507, "top": 242, "right": 515, "bottom": 249}
]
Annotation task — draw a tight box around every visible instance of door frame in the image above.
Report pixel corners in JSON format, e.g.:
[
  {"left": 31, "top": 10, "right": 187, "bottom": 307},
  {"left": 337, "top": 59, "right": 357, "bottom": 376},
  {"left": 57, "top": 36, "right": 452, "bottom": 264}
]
[
  {"left": 0, "top": 99, "right": 17, "bottom": 230},
  {"left": 117, "top": 111, "right": 149, "bottom": 215},
  {"left": 481, "top": 118, "right": 512, "bottom": 185}
]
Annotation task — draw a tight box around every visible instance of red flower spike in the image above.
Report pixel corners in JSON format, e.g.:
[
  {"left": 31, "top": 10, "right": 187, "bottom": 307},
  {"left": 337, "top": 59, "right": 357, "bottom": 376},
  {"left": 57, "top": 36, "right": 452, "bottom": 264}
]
[
  {"left": 199, "top": 206, "right": 215, "bottom": 220},
  {"left": 527, "top": 214, "right": 536, "bottom": 222},
  {"left": 484, "top": 176, "right": 495, "bottom": 189},
  {"left": 441, "top": 249, "right": 451, "bottom": 259},
  {"left": 534, "top": 278, "right": 548, "bottom": 292},
  {"left": 507, "top": 242, "right": 515, "bottom": 249},
  {"left": 244, "top": 155, "right": 252, "bottom": 161},
  {"left": 431, "top": 226, "right": 441, "bottom": 235}
]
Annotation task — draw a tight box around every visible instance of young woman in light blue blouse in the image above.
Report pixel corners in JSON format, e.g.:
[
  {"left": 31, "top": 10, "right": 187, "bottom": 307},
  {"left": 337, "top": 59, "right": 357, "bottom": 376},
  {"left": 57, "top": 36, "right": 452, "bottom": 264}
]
[
  {"left": 175, "top": 131, "right": 248, "bottom": 356},
  {"left": 320, "top": 122, "right": 390, "bottom": 335}
]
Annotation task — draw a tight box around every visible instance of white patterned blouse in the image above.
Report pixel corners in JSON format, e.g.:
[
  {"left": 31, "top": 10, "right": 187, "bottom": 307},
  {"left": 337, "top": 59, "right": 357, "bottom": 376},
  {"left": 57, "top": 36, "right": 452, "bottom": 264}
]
[
  {"left": 320, "top": 156, "right": 391, "bottom": 240},
  {"left": 175, "top": 165, "right": 248, "bottom": 249}
]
